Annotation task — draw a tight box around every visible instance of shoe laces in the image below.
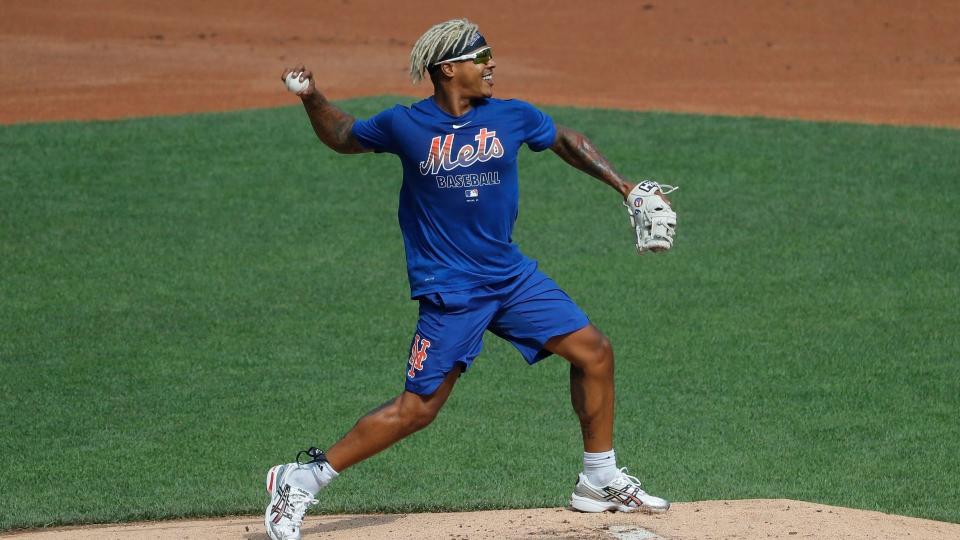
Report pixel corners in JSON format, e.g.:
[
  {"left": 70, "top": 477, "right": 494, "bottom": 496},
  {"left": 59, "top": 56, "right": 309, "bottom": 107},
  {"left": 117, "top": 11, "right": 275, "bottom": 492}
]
[
  {"left": 284, "top": 486, "right": 318, "bottom": 528},
  {"left": 296, "top": 447, "right": 328, "bottom": 466},
  {"left": 611, "top": 467, "right": 644, "bottom": 490}
]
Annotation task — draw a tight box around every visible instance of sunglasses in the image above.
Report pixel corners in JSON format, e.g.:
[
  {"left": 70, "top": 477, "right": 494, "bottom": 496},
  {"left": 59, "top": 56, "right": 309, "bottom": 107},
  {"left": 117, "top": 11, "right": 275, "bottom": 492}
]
[{"left": 434, "top": 47, "right": 493, "bottom": 66}]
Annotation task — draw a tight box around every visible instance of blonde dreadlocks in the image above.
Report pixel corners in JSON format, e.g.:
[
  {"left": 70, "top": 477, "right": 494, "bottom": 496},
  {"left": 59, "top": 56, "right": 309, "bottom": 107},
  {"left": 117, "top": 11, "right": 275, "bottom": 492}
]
[{"left": 408, "top": 18, "right": 481, "bottom": 85}]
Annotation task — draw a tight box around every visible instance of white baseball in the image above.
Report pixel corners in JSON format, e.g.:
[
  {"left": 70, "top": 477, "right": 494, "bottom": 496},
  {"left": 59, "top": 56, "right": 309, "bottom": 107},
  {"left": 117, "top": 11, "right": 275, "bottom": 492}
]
[{"left": 285, "top": 72, "right": 309, "bottom": 93}]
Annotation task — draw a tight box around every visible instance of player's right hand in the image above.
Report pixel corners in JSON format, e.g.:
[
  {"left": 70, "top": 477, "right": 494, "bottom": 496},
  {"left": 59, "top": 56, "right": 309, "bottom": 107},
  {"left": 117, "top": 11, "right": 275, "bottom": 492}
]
[{"left": 281, "top": 64, "right": 317, "bottom": 98}]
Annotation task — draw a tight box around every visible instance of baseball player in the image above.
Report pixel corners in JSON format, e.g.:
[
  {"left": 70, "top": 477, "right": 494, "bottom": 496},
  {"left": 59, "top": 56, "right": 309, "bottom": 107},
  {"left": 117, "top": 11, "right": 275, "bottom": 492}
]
[{"left": 266, "top": 18, "right": 676, "bottom": 540}]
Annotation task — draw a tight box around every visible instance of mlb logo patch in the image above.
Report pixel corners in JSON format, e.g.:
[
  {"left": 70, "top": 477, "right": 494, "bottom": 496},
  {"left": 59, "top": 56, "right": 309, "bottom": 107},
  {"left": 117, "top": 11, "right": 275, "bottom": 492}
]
[{"left": 465, "top": 189, "right": 479, "bottom": 198}]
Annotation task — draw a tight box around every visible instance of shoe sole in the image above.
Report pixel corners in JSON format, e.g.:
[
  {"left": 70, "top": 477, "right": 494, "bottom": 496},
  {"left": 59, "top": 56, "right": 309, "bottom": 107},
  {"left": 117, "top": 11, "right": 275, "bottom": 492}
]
[
  {"left": 570, "top": 493, "right": 670, "bottom": 514},
  {"left": 264, "top": 464, "right": 288, "bottom": 540}
]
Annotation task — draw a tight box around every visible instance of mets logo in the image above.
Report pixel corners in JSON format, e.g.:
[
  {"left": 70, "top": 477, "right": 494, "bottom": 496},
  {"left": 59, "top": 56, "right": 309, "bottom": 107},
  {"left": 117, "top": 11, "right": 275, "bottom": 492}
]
[
  {"left": 407, "top": 334, "right": 432, "bottom": 378},
  {"left": 419, "top": 128, "right": 504, "bottom": 175}
]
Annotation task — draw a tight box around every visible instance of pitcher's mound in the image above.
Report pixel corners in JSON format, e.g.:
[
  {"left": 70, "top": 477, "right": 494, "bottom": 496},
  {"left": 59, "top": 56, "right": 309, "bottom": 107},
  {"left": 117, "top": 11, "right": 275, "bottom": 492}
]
[{"left": 4, "top": 499, "right": 959, "bottom": 539}]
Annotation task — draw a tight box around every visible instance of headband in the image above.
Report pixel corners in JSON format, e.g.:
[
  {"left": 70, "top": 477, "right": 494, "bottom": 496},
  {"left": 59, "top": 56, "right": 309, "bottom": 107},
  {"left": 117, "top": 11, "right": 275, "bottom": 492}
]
[{"left": 434, "top": 31, "right": 488, "bottom": 64}]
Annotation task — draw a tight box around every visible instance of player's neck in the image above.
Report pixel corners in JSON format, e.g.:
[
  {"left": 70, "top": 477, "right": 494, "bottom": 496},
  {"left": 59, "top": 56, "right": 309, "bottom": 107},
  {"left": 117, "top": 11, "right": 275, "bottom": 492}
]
[{"left": 432, "top": 90, "right": 474, "bottom": 118}]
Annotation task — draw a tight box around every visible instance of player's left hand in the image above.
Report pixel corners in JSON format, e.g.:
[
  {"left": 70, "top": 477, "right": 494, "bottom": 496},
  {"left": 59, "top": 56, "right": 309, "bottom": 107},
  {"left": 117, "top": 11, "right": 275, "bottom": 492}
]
[{"left": 623, "top": 180, "right": 678, "bottom": 254}]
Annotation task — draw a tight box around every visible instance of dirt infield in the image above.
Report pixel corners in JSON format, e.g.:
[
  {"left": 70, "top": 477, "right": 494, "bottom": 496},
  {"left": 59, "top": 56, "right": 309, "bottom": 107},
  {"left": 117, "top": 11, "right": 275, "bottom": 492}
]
[
  {"left": 4, "top": 501, "right": 960, "bottom": 540},
  {"left": 3, "top": 1, "right": 959, "bottom": 538},
  {"left": 2, "top": 0, "right": 959, "bottom": 126}
]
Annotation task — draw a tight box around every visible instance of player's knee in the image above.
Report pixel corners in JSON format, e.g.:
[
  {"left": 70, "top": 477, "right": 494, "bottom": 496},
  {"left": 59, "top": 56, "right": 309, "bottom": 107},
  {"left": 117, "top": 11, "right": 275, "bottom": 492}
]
[
  {"left": 404, "top": 408, "right": 438, "bottom": 433},
  {"left": 582, "top": 332, "right": 614, "bottom": 371},
  {"left": 596, "top": 334, "right": 614, "bottom": 363},
  {"left": 397, "top": 398, "right": 440, "bottom": 433}
]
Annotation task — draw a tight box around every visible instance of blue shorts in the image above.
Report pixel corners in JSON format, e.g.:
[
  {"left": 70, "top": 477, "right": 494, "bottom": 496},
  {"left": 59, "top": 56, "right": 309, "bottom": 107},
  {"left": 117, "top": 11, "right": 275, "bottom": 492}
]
[{"left": 404, "top": 267, "right": 590, "bottom": 395}]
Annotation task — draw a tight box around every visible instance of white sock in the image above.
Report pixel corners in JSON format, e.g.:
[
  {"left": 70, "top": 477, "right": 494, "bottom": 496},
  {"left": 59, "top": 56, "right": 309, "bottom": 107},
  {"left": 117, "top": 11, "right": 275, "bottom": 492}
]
[
  {"left": 288, "top": 460, "right": 339, "bottom": 495},
  {"left": 583, "top": 449, "right": 618, "bottom": 486}
]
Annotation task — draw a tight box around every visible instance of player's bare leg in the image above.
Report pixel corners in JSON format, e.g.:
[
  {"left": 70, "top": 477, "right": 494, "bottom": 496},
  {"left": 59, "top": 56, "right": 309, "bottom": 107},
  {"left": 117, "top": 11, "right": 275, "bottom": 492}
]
[
  {"left": 546, "top": 324, "right": 670, "bottom": 513},
  {"left": 545, "top": 324, "right": 615, "bottom": 452},
  {"left": 264, "top": 367, "right": 463, "bottom": 539},
  {"left": 326, "top": 366, "right": 463, "bottom": 471}
]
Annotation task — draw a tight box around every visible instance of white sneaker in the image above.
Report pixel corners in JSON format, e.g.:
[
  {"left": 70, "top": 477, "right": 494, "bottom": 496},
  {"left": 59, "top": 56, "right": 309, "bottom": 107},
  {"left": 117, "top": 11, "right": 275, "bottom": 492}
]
[
  {"left": 570, "top": 467, "right": 670, "bottom": 513},
  {"left": 264, "top": 462, "right": 318, "bottom": 540}
]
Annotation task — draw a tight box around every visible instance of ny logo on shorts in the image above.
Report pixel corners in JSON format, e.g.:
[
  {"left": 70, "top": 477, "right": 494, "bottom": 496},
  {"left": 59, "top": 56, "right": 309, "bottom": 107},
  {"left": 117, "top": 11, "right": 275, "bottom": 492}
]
[{"left": 407, "top": 334, "right": 432, "bottom": 378}]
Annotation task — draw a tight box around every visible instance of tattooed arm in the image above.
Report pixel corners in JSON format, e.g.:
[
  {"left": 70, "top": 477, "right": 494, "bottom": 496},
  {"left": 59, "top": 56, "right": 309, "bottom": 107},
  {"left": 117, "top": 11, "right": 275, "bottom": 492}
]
[
  {"left": 281, "top": 65, "right": 369, "bottom": 155},
  {"left": 550, "top": 125, "right": 634, "bottom": 198},
  {"left": 300, "top": 92, "right": 369, "bottom": 155}
]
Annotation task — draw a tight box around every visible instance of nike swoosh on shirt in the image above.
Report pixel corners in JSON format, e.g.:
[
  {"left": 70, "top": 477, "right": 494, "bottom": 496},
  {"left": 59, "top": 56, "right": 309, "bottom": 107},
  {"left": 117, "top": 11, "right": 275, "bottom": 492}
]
[{"left": 452, "top": 121, "right": 472, "bottom": 129}]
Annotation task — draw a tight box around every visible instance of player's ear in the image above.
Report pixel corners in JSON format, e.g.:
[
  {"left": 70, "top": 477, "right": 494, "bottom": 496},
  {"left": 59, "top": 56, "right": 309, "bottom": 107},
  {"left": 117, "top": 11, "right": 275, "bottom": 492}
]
[{"left": 439, "top": 62, "right": 457, "bottom": 79}]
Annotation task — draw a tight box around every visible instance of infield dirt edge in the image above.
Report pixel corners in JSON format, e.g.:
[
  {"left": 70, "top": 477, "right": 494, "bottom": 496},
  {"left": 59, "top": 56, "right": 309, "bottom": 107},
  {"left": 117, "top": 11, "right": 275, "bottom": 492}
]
[{"left": 4, "top": 499, "right": 960, "bottom": 539}]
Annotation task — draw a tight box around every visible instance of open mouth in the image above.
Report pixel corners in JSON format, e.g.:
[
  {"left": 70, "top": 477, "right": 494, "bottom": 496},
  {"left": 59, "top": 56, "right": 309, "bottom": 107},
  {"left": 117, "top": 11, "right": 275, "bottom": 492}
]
[{"left": 482, "top": 73, "right": 494, "bottom": 85}]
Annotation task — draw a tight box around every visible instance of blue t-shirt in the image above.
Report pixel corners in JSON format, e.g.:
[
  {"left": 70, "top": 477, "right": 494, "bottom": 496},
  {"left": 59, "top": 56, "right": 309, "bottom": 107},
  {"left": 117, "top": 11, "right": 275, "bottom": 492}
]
[{"left": 352, "top": 97, "right": 557, "bottom": 297}]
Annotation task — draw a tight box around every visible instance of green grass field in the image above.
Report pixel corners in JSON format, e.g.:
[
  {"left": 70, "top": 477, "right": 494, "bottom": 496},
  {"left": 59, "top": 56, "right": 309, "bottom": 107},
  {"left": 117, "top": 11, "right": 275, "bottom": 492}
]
[{"left": 1, "top": 97, "right": 958, "bottom": 530}]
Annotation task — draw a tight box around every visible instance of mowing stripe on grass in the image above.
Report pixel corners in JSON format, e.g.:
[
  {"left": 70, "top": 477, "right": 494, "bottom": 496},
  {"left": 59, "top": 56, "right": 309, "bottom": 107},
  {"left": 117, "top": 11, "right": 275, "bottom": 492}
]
[{"left": 1, "top": 98, "right": 958, "bottom": 528}]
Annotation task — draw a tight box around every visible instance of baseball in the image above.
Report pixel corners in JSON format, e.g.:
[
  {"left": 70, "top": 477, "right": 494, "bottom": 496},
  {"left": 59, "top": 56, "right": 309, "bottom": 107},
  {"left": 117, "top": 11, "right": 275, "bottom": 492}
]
[{"left": 285, "top": 72, "right": 309, "bottom": 93}]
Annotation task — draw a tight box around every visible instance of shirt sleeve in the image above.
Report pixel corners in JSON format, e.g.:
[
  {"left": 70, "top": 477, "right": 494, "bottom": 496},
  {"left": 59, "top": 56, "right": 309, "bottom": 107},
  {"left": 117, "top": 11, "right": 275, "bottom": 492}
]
[
  {"left": 519, "top": 101, "right": 557, "bottom": 152},
  {"left": 351, "top": 106, "right": 398, "bottom": 154}
]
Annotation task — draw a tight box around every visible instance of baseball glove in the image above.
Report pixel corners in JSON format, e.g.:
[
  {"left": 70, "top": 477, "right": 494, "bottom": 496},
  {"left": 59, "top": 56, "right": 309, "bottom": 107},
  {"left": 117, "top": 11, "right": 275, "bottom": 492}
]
[{"left": 624, "top": 180, "right": 678, "bottom": 254}]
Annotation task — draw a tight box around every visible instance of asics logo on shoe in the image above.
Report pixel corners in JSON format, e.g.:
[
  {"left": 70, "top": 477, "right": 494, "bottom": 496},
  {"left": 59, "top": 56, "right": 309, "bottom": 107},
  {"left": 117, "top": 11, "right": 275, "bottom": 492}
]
[
  {"left": 604, "top": 485, "right": 643, "bottom": 508},
  {"left": 270, "top": 485, "right": 292, "bottom": 524}
]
